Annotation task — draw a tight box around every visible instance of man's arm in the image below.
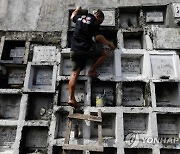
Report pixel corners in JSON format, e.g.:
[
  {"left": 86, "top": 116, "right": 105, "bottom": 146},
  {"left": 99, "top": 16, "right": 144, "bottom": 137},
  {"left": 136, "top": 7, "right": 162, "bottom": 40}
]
[
  {"left": 95, "top": 35, "right": 116, "bottom": 50},
  {"left": 70, "top": 6, "right": 82, "bottom": 21}
]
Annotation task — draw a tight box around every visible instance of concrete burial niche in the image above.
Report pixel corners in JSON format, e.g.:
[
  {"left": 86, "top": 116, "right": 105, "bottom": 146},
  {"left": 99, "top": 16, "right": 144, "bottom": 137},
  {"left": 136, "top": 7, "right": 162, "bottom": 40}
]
[
  {"left": 155, "top": 82, "right": 180, "bottom": 107},
  {"left": 26, "top": 93, "right": 53, "bottom": 120},
  {"left": 53, "top": 146, "right": 83, "bottom": 154},
  {"left": 143, "top": 6, "right": 167, "bottom": 25},
  {"left": 124, "top": 113, "right": 148, "bottom": 135},
  {"left": 119, "top": 7, "right": 140, "bottom": 29},
  {"left": 157, "top": 114, "right": 179, "bottom": 138},
  {"left": 20, "top": 126, "right": 48, "bottom": 154},
  {"left": 58, "top": 81, "right": 85, "bottom": 106},
  {"left": 91, "top": 81, "right": 116, "bottom": 107},
  {"left": 123, "top": 32, "right": 143, "bottom": 49},
  {"left": 0, "top": 65, "right": 26, "bottom": 89},
  {"left": 125, "top": 148, "right": 152, "bottom": 154},
  {"left": 0, "top": 94, "right": 21, "bottom": 119},
  {"left": 0, "top": 126, "right": 17, "bottom": 149},
  {"left": 150, "top": 55, "right": 175, "bottom": 79},
  {"left": 90, "top": 147, "right": 117, "bottom": 154},
  {"left": 122, "top": 82, "right": 146, "bottom": 107},
  {"left": 91, "top": 113, "right": 116, "bottom": 138},
  {"left": 161, "top": 149, "right": 180, "bottom": 154},
  {"left": 121, "top": 55, "right": 143, "bottom": 75},
  {"left": 60, "top": 52, "right": 85, "bottom": 76},
  {"left": 1, "top": 40, "right": 25, "bottom": 63},
  {"left": 25, "top": 63, "right": 56, "bottom": 92},
  {"left": 55, "top": 111, "right": 83, "bottom": 139},
  {"left": 32, "top": 46, "right": 57, "bottom": 62}
]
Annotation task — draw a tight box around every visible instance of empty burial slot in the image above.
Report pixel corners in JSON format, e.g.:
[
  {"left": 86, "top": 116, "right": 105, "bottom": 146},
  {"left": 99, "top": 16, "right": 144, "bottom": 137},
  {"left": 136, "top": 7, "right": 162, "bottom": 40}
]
[
  {"left": 121, "top": 55, "right": 143, "bottom": 75},
  {"left": 160, "top": 149, "right": 180, "bottom": 154},
  {"left": 1, "top": 40, "right": 25, "bottom": 63},
  {"left": 0, "top": 126, "right": 17, "bottom": 149},
  {"left": 122, "top": 82, "right": 149, "bottom": 107},
  {"left": 28, "top": 65, "right": 53, "bottom": 90},
  {"left": 91, "top": 113, "right": 116, "bottom": 138},
  {"left": 0, "top": 94, "right": 21, "bottom": 119},
  {"left": 26, "top": 93, "right": 53, "bottom": 120},
  {"left": 0, "top": 65, "right": 26, "bottom": 89},
  {"left": 90, "top": 147, "right": 117, "bottom": 154},
  {"left": 123, "top": 32, "right": 143, "bottom": 49},
  {"left": 91, "top": 81, "right": 116, "bottom": 107},
  {"left": 67, "top": 31, "right": 73, "bottom": 48},
  {"left": 53, "top": 146, "right": 83, "bottom": 154},
  {"left": 55, "top": 111, "right": 83, "bottom": 139},
  {"left": 143, "top": 6, "right": 167, "bottom": 25},
  {"left": 58, "top": 81, "right": 85, "bottom": 106},
  {"left": 157, "top": 114, "right": 179, "bottom": 138},
  {"left": 119, "top": 7, "right": 140, "bottom": 29},
  {"left": 20, "top": 126, "right": 48, "bottom": 154},
  {"left": 124, "top": 113, "right": 148, "bottom": 135},
  {"left": 125, "top": 148, "right": 152, "bottom": 154},
  {"left": 155, "top": 82, "right": 180, "bottom": 107}
]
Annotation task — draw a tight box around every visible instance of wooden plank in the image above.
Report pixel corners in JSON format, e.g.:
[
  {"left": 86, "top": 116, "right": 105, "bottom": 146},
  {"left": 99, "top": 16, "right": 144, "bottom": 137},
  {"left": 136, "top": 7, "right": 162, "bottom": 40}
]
[
  {"left": 64, "top": 109, "right": 73, "bottom": 144},
  {"left": 98, "top": 109, "right": 103, "bottom": 146},
  {"left": 68, "top": 113, "right": 102, "bottom": 122},
  {"left": 63, "top": 144, "right": 104, "bottom": 152}
]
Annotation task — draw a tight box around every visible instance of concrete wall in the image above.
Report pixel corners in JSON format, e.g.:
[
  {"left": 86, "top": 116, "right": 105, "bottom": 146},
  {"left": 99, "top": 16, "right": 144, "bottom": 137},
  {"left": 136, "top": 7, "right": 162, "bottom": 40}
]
[
  {"left": 0, "top": 0, "right": 180, "bottom": 31},
  {"left": 0, "top": 0, "right": 180, "bottom": 154}
]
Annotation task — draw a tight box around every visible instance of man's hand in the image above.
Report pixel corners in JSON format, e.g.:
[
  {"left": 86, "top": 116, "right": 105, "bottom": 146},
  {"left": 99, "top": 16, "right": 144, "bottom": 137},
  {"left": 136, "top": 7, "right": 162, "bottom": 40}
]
[{"left": 70, "top": 6, "right": 82, "bottom": 21}]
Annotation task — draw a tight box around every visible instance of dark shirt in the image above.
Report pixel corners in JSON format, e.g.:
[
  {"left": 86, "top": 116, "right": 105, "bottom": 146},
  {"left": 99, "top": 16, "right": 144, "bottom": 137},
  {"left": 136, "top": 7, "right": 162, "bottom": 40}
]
[{"left": 71, "top": 13, "right": 100, "bottom": 51}]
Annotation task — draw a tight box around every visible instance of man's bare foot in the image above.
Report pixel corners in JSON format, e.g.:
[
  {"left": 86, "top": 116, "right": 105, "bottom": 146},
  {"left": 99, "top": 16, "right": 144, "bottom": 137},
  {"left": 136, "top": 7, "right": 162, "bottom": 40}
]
[
  {"left": 88, "top": 70, "right": 100, "bottom": 78},
  {"left": 68, "top": 100, "right": 81, "bottom": 109}
]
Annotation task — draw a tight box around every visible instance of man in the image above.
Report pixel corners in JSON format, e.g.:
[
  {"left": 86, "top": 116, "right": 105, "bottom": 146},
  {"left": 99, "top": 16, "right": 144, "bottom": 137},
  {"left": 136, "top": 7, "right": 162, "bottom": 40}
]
[{"left": 68, "top": 7, "right": 116, "bottom": 108}]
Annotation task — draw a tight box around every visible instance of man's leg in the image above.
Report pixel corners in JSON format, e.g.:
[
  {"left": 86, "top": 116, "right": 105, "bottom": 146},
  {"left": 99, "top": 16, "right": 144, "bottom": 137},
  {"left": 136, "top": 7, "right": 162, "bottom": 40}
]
[
  {"left": 88, "top": 50, "right": 109, "bottom": 77},
  {"left": 68, "top": 68, "right": 81, "bottom": 106}
]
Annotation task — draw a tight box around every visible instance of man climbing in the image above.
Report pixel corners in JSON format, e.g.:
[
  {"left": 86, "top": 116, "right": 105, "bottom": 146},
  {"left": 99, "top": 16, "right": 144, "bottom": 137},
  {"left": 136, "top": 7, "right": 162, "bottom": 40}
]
[{"left": 68, "top": 7, "right": 116, "bottom": 108}]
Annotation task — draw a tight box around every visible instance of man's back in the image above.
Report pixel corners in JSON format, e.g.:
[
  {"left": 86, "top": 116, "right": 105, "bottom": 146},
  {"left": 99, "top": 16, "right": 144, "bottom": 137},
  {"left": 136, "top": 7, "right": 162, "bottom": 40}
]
[{"left": 71, "top": 13, "right": 100, "bottom": 52}]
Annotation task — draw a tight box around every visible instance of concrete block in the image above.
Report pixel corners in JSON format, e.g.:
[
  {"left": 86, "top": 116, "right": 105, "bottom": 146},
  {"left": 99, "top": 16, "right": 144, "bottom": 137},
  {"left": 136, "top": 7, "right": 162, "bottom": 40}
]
[
  {"left": 59, "top": 82, "right": 85, "bottom": 105},
  {"left": 91, "top": 113, "right": 115, "bottom": 138},
  {"left": 122, "top": 82, "right": 145, "bottom": 107},
  {"left": 32, "top": 46, "right": 57, "bottom": 62},
  {"left": 56, "top": 112, "right": 83, "bottom": 138},
  {"left": 101, "top": 10, "right": 116, "bottom": 26},
  {"left": 153, "top": 28, "right": 180, "bottom": 49},
  {"left": 125, "top": 148, "right": 152, "bottom": 154},
  {"left": 150, "top": 54, "right": 175, "bottom": 79},
  {"left": 22, "top": 127, "right": 48, "bottom": 149},
  {"left": 26, "top": 93, "right": 53, "bottom": 120},
  {"left": 91, "top": 82, "right": 115, "bottom": 107},
  {"left": 96, "top": 54, "right": 114, "bottom": 76},
  {"left": 172, "top": 3, "right": 180, "bottom": 18},
  {"left": 0, "top": 127, "right": 16, "bottom": 147},
  {"left": 8, "top": 67, "right": 26, "bottom": 86},
  {"left": 145, "top": 11, "right": 164, "bottom": 23},
  {"left": 119, "top": 13, "right": 138, "bottom": 29},
  {"left": 121, "top": 56, "right": 143, "bottom": 75},
  {"left": 0, "top": 94, "right": 21, "bottom": 119},
  {"left": 157, "top": 115, "right": 178, "bottom": 135},
  {"left": 124, "top": 113, "right": 148, "bottom": 135},
  {"left": 155, "top": 82, "right": 180, "bottom": 107},
  {"left": 24, "top": 63, "right": 57, "bottom": 92},
  {"left": 161, "top": 149, "right": 180, "bottom": 154}
]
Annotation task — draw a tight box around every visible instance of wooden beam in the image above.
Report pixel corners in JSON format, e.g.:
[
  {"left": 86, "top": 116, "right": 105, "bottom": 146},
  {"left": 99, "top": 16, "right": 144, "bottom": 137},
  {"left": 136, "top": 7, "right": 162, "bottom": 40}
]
[
  {"left": 63, "top": 144, "right": 104, "bottom": 152},
  {"left": 98, "top": 109, "right": 103, "bottom": 146},
  {"left": 68, "top": 113, "right": 102, "bottom": 122}
]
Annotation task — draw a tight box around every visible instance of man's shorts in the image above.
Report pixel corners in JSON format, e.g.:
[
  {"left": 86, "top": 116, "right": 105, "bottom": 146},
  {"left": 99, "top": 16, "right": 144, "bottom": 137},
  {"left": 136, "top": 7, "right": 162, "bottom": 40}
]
[{"left": 70, "top": 43, "right": 104, "bottom": 71}]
